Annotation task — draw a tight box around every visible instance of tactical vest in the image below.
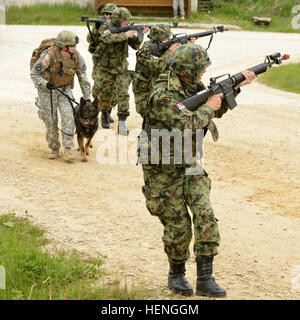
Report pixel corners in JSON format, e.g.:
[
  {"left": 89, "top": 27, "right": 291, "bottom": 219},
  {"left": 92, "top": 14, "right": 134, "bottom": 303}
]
[{"left": 43, "top": 46, "right": 79, "bottom": 87}]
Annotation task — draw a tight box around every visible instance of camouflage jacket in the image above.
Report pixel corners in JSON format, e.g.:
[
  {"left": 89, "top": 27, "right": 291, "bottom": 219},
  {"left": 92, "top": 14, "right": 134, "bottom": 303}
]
[
  {"left": 133, "top": 41, "right": 173, "bottom": 94},
  {"left": 139, "top": 71, "right": 239, "bottom": 167},
  {"left": 95, "top": 20, "right": 143, "bottom": 74},
  {"left": 86, "top": 15, "right": 105, "bottom": 54}
]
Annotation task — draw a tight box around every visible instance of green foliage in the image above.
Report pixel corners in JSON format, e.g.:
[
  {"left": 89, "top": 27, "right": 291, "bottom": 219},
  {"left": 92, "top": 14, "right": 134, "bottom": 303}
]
[
  {"left": 258, "top": 63, "right": 300, "bottom": 94},
  {"left": 4, "top": 1, "right": 300, "bottom": 33},
  {"left": 191, "top": 0, "right": 300, "bottom": 33},
  {"left": 6, "top": 3, "right": 94, "bottom": 25},
  {"left": 0, "top": 213, "right": 152, "bottom": 300}
]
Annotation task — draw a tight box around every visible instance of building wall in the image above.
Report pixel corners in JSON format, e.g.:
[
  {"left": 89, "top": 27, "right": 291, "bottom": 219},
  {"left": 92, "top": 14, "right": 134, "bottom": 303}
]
[{"left": 1, "top": 0, "right": 198, "bottom": 12}]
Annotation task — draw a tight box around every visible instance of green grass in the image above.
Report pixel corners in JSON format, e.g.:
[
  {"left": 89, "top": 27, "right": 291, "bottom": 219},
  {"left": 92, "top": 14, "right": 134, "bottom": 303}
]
[
  {"left": 257, "top": 63, "right": 300, "bottom": 94},
  {"left": 187, "top": 0, "right": 300, "bottom": 33},
  {"left": 0, "top": 213, "right": 152, "bottom": 300},
  {"left": 6, "top": 3, "right": 94, "bottom": 25},
  {"left": 4, "top": 1, "right": 300, "bottom": 33}
]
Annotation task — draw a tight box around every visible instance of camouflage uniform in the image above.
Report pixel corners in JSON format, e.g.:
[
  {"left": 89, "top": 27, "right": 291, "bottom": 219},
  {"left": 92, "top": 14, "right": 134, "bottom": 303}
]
[
  {"left": 140, "top": 44, "right": 237, "bottom": 297},
  {"left": 30, "top": 31, "right": 91, "bottom": 154},
  {"left": 94, "top": 7, "right": 142, "bottom": 120},
  {"left": 133, "top": 24, "right": 174, "bottom": 118},
  {"left": 87, "top": 3, "right": 118, "bottom": 113}
]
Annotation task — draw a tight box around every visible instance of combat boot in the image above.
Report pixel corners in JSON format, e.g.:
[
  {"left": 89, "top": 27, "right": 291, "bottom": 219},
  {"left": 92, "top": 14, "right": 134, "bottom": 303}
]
[
  {"left": 118, "top": 115, "right": 129, "bottom": 136},
  {"left": 48, "top": 148, "right": 59, "bottom": 159},
  {"left": 196, "top": 256, "right": 226, "bottom": 298},
  {"left": 168, "top": 262, "right": 193, "bottom": 296},
  {"left": 63, "top": 147, "right": 74, "bottom": 163},
  {"left": 101, "top": 112, "right": 110, "bottom": 129},
  {"left": 108, "top": 109, "right": 114, "bottom": 123}
]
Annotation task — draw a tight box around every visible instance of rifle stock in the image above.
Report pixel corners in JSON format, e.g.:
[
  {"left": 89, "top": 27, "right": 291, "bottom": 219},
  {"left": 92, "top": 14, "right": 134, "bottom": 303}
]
[{"left": 181, "top": 90, "right": 213, "bottom": 112}]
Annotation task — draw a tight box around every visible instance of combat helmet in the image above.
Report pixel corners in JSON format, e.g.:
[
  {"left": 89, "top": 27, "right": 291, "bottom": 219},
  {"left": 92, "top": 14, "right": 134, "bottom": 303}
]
[
  {"left": 111, "top": 7, "right": 132, "bottom": 26},
  {"left": 148, "top": 24, "right": 172, "bottom": 42},
  {"left": 56, "top": 30, "right": 79, "bottom": 48},
  {"left": 101, "top": 3, "right": 117, "bottom": 15},
  {"left": 169, "top": 43, "right": 211, "bottom": 83}
]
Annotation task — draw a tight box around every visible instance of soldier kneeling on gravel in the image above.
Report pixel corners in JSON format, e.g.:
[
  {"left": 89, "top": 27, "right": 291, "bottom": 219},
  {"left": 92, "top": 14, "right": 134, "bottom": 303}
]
[{"left": 30, "top": 30, "right": 91, "bottom": 162}]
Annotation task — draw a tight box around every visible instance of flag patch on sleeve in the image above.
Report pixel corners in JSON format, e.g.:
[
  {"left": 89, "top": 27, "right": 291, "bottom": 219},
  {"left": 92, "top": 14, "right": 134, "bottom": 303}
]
[
  {"left": 176, "top": 102, "right": 186, "bottom": 110},
  {"left": 41, "top": 58, "right": 47, "bottom": 67}
]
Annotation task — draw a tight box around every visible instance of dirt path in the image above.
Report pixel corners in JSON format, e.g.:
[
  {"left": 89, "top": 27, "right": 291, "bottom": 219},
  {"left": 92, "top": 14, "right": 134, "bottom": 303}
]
[{"left": 0, "top": 25, "right": 299, "bottom": 300}]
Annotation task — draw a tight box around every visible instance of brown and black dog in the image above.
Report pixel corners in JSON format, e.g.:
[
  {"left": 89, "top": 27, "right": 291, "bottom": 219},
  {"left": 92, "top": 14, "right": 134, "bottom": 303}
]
[{"left": 74, "top": 97, "right": 99, "bottom": 162}]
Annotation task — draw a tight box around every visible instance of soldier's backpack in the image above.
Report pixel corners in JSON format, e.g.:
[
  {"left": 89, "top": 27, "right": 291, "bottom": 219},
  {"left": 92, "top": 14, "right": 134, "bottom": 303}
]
[{"left": 30, "top": 38, "right": 56, "bottom": 71}]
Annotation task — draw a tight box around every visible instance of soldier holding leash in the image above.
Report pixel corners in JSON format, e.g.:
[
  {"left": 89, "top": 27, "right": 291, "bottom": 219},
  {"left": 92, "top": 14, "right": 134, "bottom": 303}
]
[{"left": 30, "top": 31, "right": 91, "bottom": 162}]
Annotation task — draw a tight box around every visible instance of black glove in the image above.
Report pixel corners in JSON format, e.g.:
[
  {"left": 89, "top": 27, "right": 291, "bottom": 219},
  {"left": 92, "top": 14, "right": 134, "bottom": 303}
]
[{"left": 46, "top": 82, "right": 57, "bottom": 90}]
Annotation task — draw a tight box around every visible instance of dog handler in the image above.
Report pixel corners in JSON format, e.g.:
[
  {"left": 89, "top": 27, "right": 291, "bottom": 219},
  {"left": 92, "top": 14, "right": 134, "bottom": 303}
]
[{"left": 30, "top": 30, "right": 91, "bottom": 162}]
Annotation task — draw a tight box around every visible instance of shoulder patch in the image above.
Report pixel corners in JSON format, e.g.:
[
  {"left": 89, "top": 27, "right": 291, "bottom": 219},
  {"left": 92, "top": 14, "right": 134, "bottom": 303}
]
[{"left": 41, "top": 58, "right": 47, "bottom": 67}]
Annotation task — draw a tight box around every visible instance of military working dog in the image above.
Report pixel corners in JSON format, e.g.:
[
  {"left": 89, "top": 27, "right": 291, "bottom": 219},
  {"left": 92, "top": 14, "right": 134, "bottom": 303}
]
[{"left": 74, "top": 97, "right": 99, "bottom": 162}]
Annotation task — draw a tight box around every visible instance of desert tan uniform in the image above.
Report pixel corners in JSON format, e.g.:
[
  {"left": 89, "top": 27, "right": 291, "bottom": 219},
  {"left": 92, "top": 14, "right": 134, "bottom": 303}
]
[{"left": 30, "top": 46, "right": 91, "bottom": 150}]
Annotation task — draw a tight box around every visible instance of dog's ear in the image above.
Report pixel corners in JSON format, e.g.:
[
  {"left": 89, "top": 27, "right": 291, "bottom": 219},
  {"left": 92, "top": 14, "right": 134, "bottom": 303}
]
[
  {"left": 93, "top": 97, "right": 98, "bottom": 108},
  {"left": 92, "top": 98, "right": 100, "bottom": 114},
  {"left": 80, "top": 97, "right": 86, "bottom": 106}
]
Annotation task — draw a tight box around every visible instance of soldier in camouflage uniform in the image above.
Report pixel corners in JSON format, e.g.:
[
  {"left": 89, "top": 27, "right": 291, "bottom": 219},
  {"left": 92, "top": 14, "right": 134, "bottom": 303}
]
[
  {"left": 30, "top": 30, "right": 91, "bottom": 162},
  {"left": 133, "top": 25, "right": 198, "bottom": 118},
  {"left": 94, "top": 7, "right": 148, "bottom": 135},
  {"left": 87, "top": 3, "right": 117, "bottom": 125},
  {"left": 140, "top": 44, "right": 255, "bottom": 297},
  {"left": 133, "top": 24, "right": 180, "bottom": 118}
]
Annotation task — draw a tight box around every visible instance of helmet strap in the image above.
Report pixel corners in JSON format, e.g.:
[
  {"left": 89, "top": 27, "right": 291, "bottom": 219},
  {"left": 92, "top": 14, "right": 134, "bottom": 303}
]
[{"left": 64, "top": 46, "right": 74, "bottom": 57}]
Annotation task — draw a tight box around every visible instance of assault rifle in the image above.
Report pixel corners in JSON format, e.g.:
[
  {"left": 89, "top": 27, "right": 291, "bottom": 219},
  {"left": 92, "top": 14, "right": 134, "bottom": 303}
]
[
  {"left": 150, "top": 25, "right": 226, "bottom": 56},
  {"left": 108, "top": 22, "right": 180, "bottom": 42},
  {"left": 180, "top": 52, "right": 290, "bottom": 112},
  {"left": 79, "top": 16, "right": 181, "bottom": 42},
  {"left": 79, "top": 16, "right": 106, "bottom": 43}
]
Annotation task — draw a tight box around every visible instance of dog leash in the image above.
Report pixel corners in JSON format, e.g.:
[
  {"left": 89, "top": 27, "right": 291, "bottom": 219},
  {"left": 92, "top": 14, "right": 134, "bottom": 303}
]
[
  {"left": 54, "top": 87, "right": 79, "bottom": 110},
  {"left": 49, "top": 87, "right": 78, "bottom": 137}
]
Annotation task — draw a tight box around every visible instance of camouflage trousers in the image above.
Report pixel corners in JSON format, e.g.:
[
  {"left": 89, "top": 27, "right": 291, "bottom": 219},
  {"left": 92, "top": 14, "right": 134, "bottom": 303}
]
[
  {"left": 133, "top": 91, "right": 148, "bottom": 118},
  {"left": 92, "top": 61, "right": 117, "bottom": 112},
  {"left": 142, "top": 165, "right": 220, "bottom": 264},
  {"left": 92, "top": 69, "right": 133, "bottom": 117},
  {"left": 35, "top": 88, "right": 75, "bottom": 150}
]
